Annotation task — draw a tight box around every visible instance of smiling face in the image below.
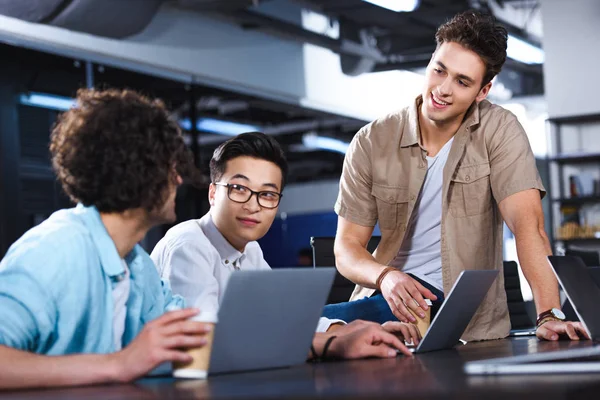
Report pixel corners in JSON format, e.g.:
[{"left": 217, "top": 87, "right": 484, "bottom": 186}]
[
  {"left": 421, "top": 42, "right": 492, "bottom": 126},
  {"left": 209, "top": 156, "right": 283, "bottom": 252}
]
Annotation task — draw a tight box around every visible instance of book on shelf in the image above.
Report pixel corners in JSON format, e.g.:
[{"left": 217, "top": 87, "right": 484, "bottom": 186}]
[
  {"left": 568, "top": 174, "right": 600, "bottom": 198},
  {"left": 556, "top": 223, "right": 600, "bottom": 240},
  {"left": 557, "top": 203, "right": 600, "bottom": 240}
]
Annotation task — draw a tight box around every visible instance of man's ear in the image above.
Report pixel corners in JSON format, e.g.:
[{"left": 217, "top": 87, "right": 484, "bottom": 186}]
[
  {"left": 208, "top": 183, "right": 216, "bottom": 207},
  {"left": 476, "top": 81, "right": 492, "bottom": 103}
]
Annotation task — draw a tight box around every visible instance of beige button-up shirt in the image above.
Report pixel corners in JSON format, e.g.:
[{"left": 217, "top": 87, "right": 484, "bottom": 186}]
[{"left": 335, "top": 95, "right": 545, "bottom": 341}]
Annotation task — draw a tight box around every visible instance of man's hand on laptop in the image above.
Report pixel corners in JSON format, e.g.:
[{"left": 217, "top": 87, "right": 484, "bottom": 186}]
[
  {"left": 381, "top": 321, "right": 421, "bottom": 346},
  {"left": 326, "top": 324, "right": 414, "bottom": 359},
  {"left": 536, "top": 320, "right": 590, "bottom": 341},
  {"left": 379, "top": 269, "right": 437, "bottom": 324},
  {"left": 328, "top": 320, "right": 421, "bottom": 347}
]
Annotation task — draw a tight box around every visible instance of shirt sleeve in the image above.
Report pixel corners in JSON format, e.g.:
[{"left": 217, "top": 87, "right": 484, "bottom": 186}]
[
  {"left": 155, "top": 239, "right": 220, "bottom": 315},
  {"left": 159, "top": 278, "right": 186, "bottom": 312},
  {"left": 0, "top": 266, "right": 56, "bottom": 351},
  {"left": 334, "top": 128, "right": 378, "bottom": 227},
  {"left": 488, "top": 115, "right": 546, "bottom": 204},
  {"left": 316, "top": 317, "right": 346, "bottom": 333}
]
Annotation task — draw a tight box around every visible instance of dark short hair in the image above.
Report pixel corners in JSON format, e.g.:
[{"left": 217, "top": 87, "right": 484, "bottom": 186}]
[
  {"left": 435, "top": 11, "right": 508, "bottom": 86},
  {"left": 209, "top": 132, "right": 288, "bottom": 189},
  {"left": 50, "top": 88, "right": 200, "bottom": 213}
]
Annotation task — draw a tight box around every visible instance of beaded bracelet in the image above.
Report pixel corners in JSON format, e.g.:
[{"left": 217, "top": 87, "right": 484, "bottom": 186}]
[
  {"left": 376, "top": 266, "right": 397, "bottom": 290},
  {"left": 321, "top": 335, "right": 337, "bottom": 360},
  {"left": 310, "top": 335, "right": 338, "bottom": 362}
]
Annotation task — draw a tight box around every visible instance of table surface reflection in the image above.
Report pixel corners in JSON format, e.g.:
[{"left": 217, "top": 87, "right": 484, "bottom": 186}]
[{"left": 3, "top": 338, "right": 600, "bottom": 399}]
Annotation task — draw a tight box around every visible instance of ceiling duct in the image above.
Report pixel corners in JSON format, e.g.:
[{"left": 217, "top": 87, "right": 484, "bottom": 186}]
[
  {"left": 339, "top": 19, "right": 378, "bottom": 76},
  {"left": 0, "top": 0, "right": 165, "bottom": 38}
]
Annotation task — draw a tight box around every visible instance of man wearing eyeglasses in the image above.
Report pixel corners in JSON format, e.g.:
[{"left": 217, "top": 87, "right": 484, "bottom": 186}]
[
  {"left": 151, "top": 132, "right": 284, "bottom": 325},
  {"left": 151, "top": 132, "right": 420, "bottom": 357}
]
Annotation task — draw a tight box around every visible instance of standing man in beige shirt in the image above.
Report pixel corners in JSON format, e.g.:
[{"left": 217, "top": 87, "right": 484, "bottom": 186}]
[{"left": 324, "top": 11, "right": 587, "bottom": 342}]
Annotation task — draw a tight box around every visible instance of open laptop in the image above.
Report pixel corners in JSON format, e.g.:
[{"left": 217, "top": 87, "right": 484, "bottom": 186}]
[
  {"left": 465, "top": 256, "right": 600, "bottom": 375},
  {"left": 207, "top": 268, "right": 335, "bottom": 375},
  {"left": 408, "top": 269, "right": 499, "bottom": 353},
  {"left": 561, "top": 267, "right": 600, "bottom": 322}
]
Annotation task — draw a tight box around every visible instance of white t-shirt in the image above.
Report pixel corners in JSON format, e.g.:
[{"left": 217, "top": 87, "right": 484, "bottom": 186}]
[
  {"left": 390, "top": 137, "right": 454, "bottom": 291},
  {"left": 112, "top": 259, "right": 131, "bottom": 351},
  {"left": 151, "top": 213, "right": 341, "bottom": 333}
]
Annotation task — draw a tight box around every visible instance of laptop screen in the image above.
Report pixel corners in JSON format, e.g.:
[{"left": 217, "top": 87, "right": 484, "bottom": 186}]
[{"left": 548, "top": 256, "right": 600, "bottom": 341}]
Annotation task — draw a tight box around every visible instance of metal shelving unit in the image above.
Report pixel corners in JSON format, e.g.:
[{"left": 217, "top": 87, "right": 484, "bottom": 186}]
[
  {"left": 548, "top": 113, "right": 600, "bottom": 250},
  {"left": 553, "top": 196, "right": 600, "bottom": 206}
]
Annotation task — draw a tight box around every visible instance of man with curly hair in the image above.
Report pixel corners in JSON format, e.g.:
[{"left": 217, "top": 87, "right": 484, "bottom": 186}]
[
  {"left": 325, "top": 11, "right": 588, "bottom": 342},
  {"left": 0, "top": 88, "right": 211, "bottom": 389}
]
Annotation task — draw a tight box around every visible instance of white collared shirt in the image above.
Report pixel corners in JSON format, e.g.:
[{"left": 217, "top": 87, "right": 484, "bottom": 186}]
[{"left": 151, "top": 213, "right": 341, "bottom": 332}]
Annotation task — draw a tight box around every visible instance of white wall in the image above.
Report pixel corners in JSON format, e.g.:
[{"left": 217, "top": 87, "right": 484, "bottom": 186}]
[
  {"left": 541, "top": 0, "right": 600, "bottom": 118},
  {"left": 302, "top": 44, "right": 424, "bottom": 121}
]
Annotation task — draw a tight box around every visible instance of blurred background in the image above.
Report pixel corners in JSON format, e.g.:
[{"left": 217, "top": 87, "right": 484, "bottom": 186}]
[{"left": 0, "top": 1, "right": 599, "bottom": 303}]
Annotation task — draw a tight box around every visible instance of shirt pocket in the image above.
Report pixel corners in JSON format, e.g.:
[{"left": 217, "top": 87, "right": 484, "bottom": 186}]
[
  {"left": 449, "top": 163, "right": 492, "bottom": 218},
  {"left": 371, "top": 184, "right": 409, "bottom": 230}
]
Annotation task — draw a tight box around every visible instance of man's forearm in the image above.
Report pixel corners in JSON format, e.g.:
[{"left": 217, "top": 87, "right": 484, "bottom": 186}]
[
  {"left": 515, "top": 229, "right": 560, "bottom": 314},
  {"left": 334, "top": 237, "right": 387, "bottom": 288},
  {"left": 0, "top": 345, "right": 121, "bottom": 390}
]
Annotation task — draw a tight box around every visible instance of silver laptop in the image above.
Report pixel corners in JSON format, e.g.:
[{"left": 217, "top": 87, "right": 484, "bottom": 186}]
[
  {"left": 208, "top": 268, "right": 335, "bottom": 375},
  {"left": 410, "top": 269, "right": 498, "bottom": 353},
  {"left": 465, "top": 256, "right": 600, "bottom": 375}
]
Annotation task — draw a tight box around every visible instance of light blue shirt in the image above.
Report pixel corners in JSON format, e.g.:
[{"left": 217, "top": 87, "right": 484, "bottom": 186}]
[{"left": 0, "top": 205, "right": 184, "bottom": 355}]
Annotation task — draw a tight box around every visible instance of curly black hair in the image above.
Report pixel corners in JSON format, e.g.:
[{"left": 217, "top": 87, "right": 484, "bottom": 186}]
[
  {"left": 50, "top": 88, "right": 200, "bottom": 213},
  {"left": 435, "top": 11, "right": 508, "bottom": 86},
  {"left": 209, "top": 132, "right": 288, "bottom": 189}
]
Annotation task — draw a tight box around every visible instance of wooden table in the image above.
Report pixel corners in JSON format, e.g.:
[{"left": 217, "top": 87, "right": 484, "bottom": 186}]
[{"left": 3, "top": 337, "right": 600, "bottom": 399}]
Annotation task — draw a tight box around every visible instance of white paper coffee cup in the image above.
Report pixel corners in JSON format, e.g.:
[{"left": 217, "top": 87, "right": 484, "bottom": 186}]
[{"left": 173, "top": 311, "right": 218, "bottom": 379}]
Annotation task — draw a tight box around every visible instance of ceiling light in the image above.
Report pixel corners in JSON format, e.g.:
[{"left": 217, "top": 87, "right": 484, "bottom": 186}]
[
  {"left": 180, "top": 117, "right": 260, "bottom": 136},
  {"left": 197, "top": 118, "right": 259, "bottom": 135},
  {"left": 19, "top": 92, "right": 261, "bottom": 137},
  {"left": 507, "top": 35, "right": 544, "bottom": 64},
  {"left": 19, "top": 92, "right": 76, "bottom": 111},
  {"left": 362, "top": 0, "right": 420, "bottom": 12},
  {"left": 302, "top": 133, "right": 349, "bottom": 154}
]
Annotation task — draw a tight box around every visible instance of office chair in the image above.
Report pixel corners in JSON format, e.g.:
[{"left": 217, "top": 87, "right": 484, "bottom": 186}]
[{"left": 503, "top": 261, "right": 535, "bottom": 330}]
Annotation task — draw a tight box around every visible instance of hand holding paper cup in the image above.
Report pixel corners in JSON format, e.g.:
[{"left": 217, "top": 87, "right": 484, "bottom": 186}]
[
  {"left": 173, "top": 311, "right": 218, "bottom": 379},
  {"left": 408, "top": 299, "right": 432, "bottom": 338}
]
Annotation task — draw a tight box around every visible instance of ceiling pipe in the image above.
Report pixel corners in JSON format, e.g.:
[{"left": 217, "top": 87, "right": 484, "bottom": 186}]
[
  {"left": 194, "top": 117, "right": 361, "bottom": 146},
  {"left": 220, "top": 8, "right": 388, "bottom": 63}
]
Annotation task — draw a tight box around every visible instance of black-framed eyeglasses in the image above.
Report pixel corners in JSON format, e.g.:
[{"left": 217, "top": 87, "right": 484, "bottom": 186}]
[{"left": 214, "top": 182, "right": 282, "bottom": 209}]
